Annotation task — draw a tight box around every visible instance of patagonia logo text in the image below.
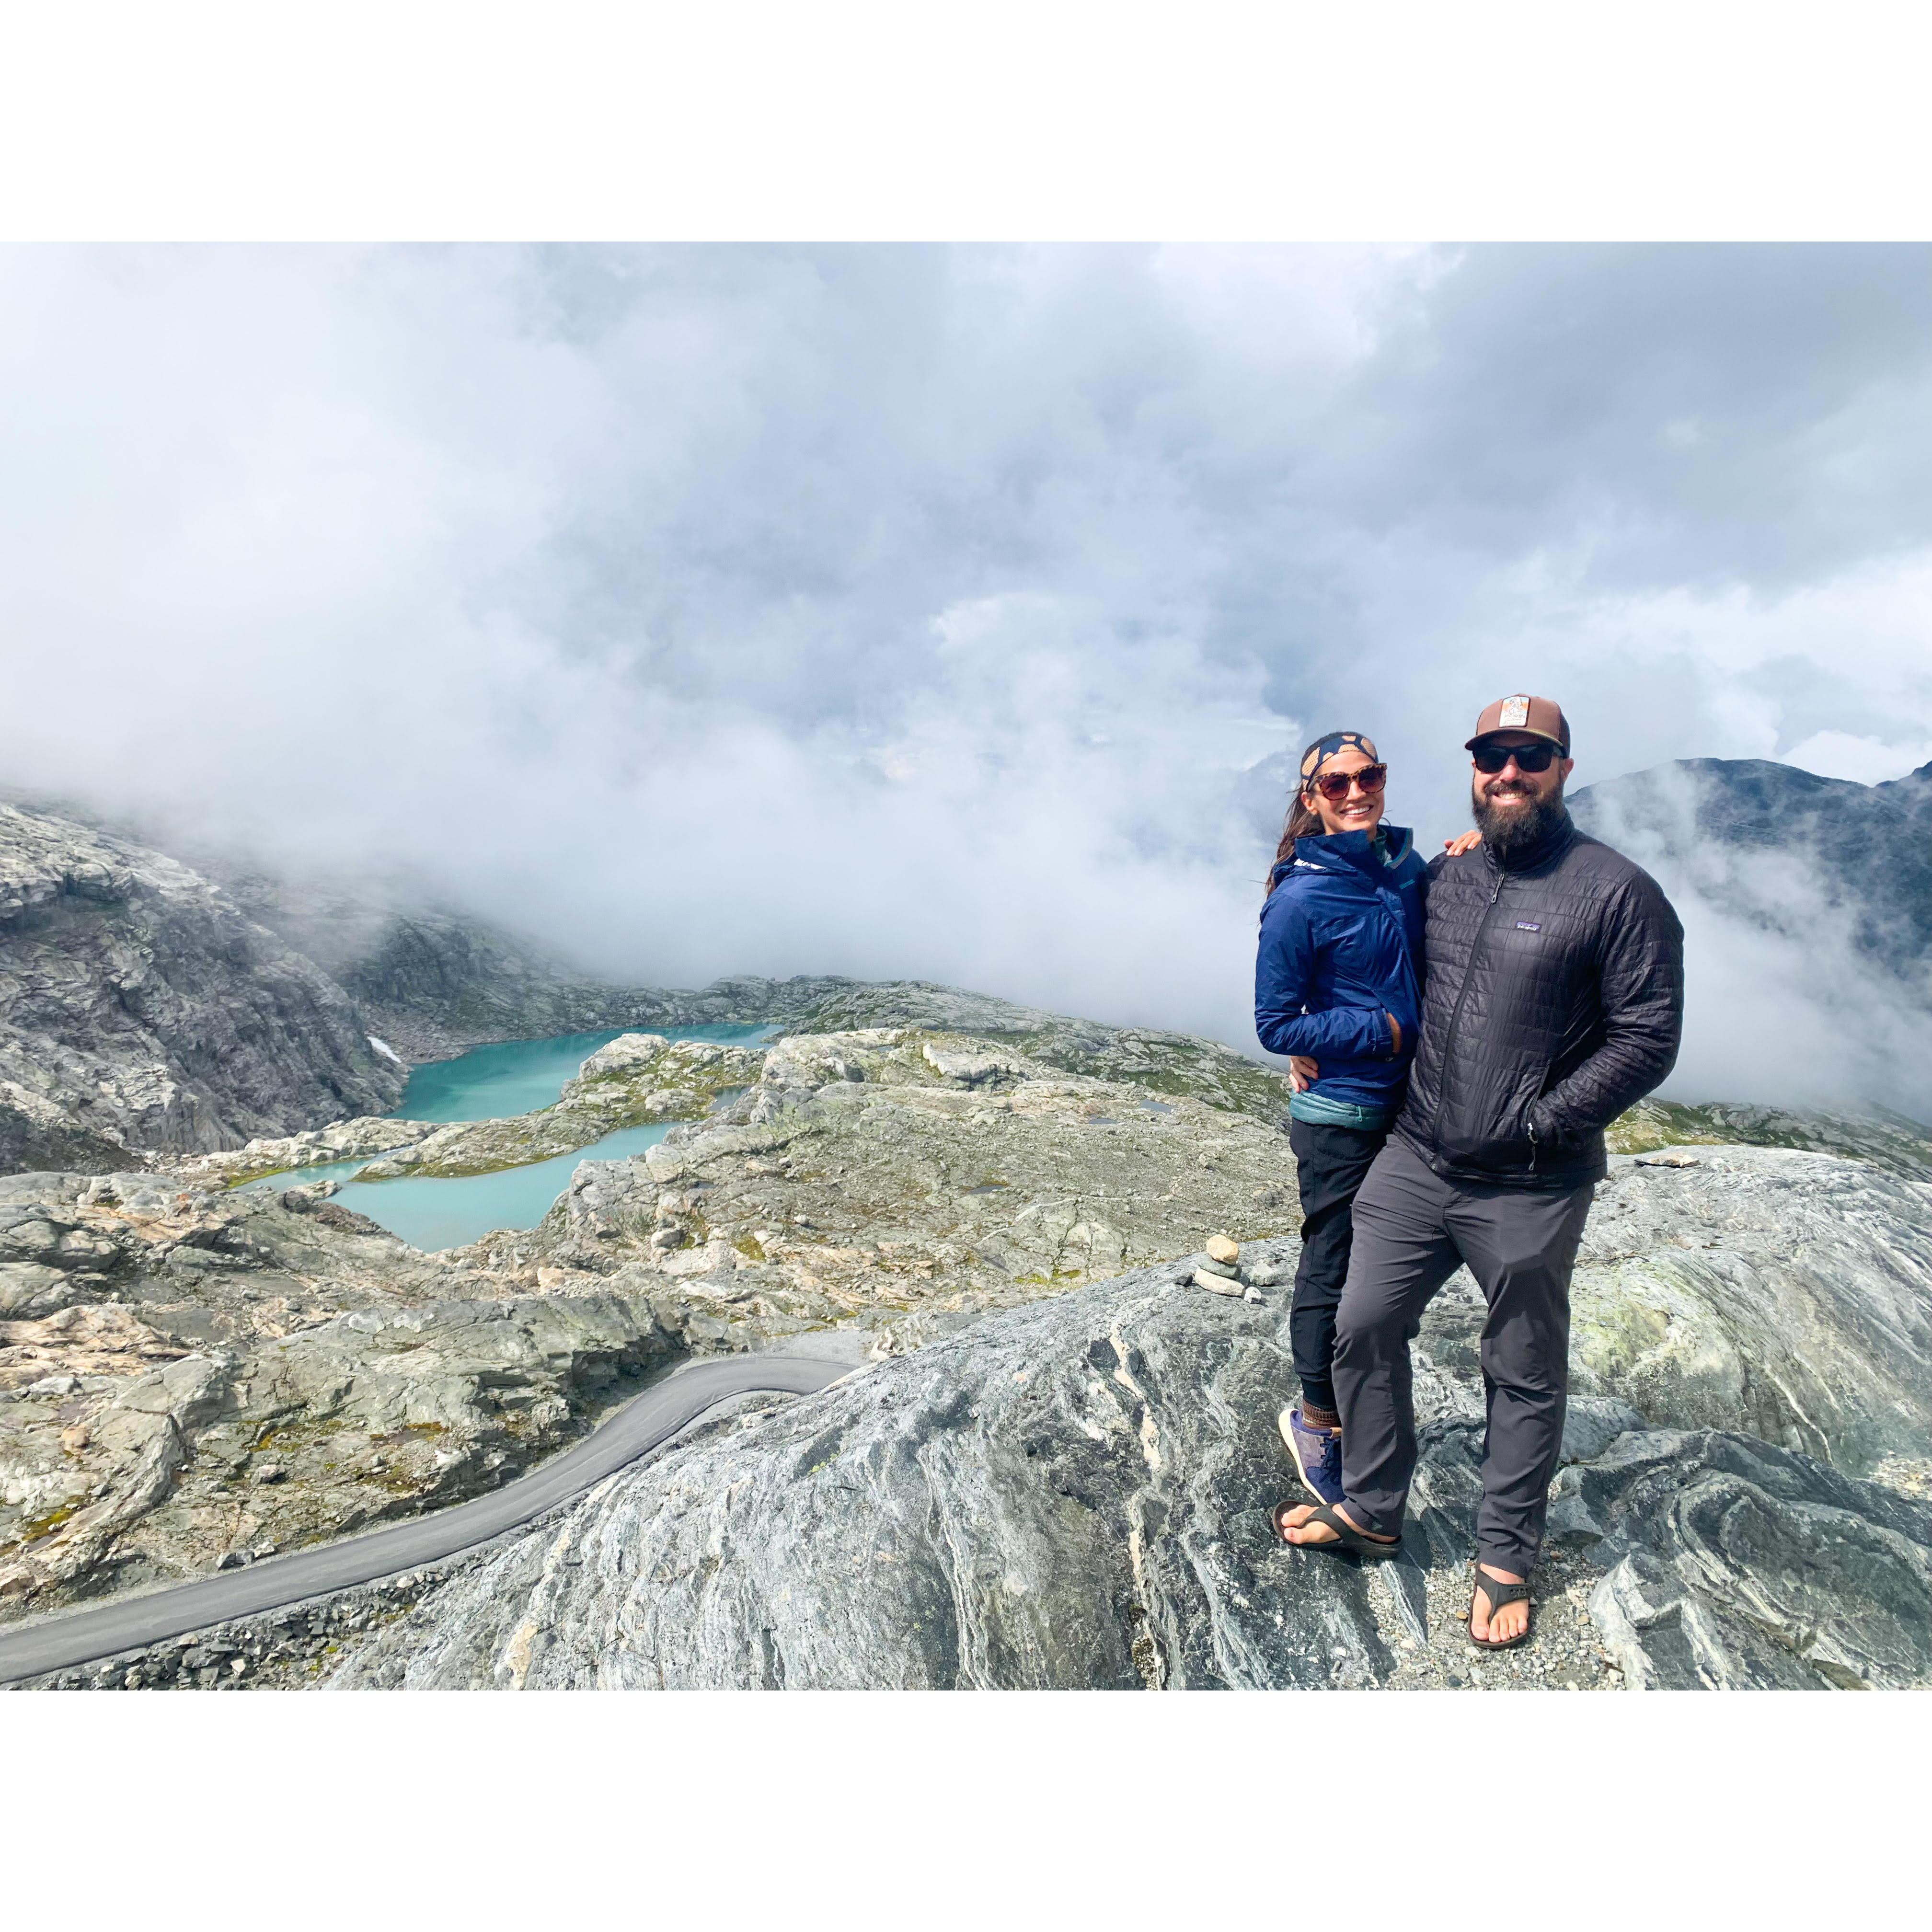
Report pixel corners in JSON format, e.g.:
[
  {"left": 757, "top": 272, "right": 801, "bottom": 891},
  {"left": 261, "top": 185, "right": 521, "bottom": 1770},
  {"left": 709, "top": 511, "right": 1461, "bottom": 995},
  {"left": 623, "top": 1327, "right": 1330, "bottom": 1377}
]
[{"left": 1514, "top": 920, "right": 1542, "bottom": 932}]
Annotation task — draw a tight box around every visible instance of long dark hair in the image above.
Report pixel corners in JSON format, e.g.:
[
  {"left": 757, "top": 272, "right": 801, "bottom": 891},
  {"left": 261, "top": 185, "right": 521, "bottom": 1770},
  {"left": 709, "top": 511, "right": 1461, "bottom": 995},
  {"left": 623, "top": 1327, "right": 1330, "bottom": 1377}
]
[{"left": 1266, "top": 731, "right": 1362, "bottom": 899}]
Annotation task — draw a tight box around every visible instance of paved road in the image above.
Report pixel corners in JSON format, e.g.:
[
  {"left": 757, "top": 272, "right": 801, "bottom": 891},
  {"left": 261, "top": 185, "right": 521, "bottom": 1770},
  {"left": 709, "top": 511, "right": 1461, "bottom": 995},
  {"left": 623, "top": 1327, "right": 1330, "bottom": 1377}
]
[{"left": 0, "top": 1352, "right": 851, "bottom": 1685}]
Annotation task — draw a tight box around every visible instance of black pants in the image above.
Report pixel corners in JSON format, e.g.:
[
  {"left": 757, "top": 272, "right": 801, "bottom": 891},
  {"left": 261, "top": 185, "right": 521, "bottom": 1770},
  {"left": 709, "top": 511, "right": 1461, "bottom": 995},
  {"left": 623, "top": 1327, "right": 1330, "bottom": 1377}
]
[
  {"left": 1288, "top": 1117, "right": 1391, "bottom": 1414},
  {"left": 1332, "top": 1134, "right": 1595, "bottom": 1576}
]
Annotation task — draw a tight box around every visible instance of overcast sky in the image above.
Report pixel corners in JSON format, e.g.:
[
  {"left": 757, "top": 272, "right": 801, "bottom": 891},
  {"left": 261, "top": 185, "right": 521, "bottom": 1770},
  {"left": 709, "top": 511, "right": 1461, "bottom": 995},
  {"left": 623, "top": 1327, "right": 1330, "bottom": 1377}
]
[{"left": 3, "top": 244, "right": 1929, "bottom": 1096}]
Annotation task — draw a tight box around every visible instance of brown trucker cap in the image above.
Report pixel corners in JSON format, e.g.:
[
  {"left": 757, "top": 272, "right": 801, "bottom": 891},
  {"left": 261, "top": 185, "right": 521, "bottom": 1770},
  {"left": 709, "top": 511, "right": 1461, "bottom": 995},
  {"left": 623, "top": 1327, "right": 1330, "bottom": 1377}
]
[{"left": 1465, "top": 693, "right": 1570, "bottom": 753}]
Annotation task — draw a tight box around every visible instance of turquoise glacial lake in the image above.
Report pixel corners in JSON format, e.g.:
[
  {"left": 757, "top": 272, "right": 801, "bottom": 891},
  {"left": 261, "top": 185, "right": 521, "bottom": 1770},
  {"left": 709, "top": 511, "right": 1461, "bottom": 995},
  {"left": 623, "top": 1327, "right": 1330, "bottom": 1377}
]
[{"left": 242, "top": 1024, "right": 774, "bottom": 1253}]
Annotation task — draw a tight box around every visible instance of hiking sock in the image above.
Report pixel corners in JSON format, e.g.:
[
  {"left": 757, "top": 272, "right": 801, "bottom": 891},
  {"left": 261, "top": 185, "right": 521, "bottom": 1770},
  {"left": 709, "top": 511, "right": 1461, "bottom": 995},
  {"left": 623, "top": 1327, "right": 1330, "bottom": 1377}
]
[{"left": 1300, "top": 1401, "right": 1341, "bottom": 1432}]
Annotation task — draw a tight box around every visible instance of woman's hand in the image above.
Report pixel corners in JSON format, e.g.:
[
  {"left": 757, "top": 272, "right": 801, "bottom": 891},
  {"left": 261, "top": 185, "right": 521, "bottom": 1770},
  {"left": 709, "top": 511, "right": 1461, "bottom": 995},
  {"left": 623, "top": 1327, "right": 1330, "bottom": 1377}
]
[
  {"left": 1387, "top": 1014, "right": 1403, "bottom": 1055},
  {"left": 1444, "top": 829, "right": 1483, "bottom": 856},
  {"left": 1288, "top": 1055, "right": 1318, "bottom": 1092}
]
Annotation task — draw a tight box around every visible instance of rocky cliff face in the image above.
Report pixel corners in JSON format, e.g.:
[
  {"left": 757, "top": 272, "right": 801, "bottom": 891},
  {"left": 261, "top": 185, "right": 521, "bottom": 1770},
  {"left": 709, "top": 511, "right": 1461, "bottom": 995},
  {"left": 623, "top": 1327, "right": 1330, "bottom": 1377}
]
[
  {"left": 211, "top": 860, "right": 923, "bottom": 1064},
  {"left": 205, "top": 871, "right": 682, "bottom": 1064},
  {"left": 0, "top": 805, "right": 401, "bottom": 1169}
]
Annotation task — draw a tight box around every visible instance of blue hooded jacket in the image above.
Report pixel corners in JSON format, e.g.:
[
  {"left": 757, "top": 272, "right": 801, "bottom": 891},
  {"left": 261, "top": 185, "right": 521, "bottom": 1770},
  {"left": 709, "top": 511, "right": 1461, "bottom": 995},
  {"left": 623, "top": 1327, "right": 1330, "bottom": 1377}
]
[{"left": 1254, "top": 824, "right": 1428, "bottom": 1110}]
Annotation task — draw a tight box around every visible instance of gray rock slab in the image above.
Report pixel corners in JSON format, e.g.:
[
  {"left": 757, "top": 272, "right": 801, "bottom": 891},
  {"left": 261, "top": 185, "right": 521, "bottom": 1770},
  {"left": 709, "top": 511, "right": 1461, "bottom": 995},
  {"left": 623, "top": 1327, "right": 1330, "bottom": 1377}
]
[{"left": 326, "top": 1261, "right": 1932, "bottom": 1692}]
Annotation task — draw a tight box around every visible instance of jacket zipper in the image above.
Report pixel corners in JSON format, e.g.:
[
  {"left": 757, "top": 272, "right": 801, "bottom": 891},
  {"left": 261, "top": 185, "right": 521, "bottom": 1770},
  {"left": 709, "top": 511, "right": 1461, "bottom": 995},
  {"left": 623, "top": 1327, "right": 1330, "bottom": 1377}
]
[{"left": 1435, "top": 866, "right": 1507, "bottom": 1162}]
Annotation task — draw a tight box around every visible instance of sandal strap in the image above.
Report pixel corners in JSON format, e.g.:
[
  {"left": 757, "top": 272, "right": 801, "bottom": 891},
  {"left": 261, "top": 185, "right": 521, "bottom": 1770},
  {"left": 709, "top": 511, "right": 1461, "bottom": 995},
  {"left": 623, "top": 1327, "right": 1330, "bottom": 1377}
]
[
  {"left": 1311, "top": 1505, "right": 1398, "bottom": 1550},
  {"left": 1472, "top": 1570, "right": 1532, "bottom": 1612}
]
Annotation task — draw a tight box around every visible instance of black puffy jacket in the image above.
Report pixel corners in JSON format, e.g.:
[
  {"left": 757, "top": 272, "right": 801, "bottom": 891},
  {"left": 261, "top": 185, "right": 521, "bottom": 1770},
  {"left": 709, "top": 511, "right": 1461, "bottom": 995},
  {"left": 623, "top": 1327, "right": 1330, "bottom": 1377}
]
[{"left": 1395, "top": 813, "right": 1684, "bottom": 1190}]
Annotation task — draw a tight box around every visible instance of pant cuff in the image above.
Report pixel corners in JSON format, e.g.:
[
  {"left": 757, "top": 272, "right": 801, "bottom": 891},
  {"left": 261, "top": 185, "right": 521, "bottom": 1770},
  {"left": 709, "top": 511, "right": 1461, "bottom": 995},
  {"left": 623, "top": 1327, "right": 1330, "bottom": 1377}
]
[
  {"left": 1476, "top": 1543, "right": 1534, "bottom": 1577},
  {"left": 1344, "top": 1497, "right": 1403, "bottom": 1539},
  {"left": 1298, "top": 1380, "right": 1337, "bottom": 1416}
]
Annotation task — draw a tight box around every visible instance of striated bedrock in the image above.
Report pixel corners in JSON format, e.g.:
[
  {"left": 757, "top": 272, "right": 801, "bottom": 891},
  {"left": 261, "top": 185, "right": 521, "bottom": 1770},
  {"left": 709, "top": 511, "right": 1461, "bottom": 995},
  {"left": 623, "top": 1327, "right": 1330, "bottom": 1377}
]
[
  {"left": 0, "top": 803, "right": 401, "bottom": 1169},
  {"left": 465, "top": 1028, "right": 1303, "bottom": 1356},
  {"left": 0, "top": 1169, "right": 685, "bottom": 1614},
  {"left": 0, "top": 1079, "right": 141, "bottom": 1178},
  {"left": 1575, "top": 1428, "right": 1932, "bottom": 1690},
  {"left": 358, "top": 1035, "right": 767, "bottom": 1180},
  {"left": 1417, "top": 1145, "right": 1932, "bottom": 1484},
  {"left": 330, "top": 1255, "right": 1932, "bottom": 1691}
]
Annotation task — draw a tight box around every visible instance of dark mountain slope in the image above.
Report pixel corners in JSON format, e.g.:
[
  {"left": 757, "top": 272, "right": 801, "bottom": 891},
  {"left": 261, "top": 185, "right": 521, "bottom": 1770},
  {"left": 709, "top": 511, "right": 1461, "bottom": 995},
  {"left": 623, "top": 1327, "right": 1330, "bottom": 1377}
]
[{"left": 1572, "top": 755, "right": 1932, "bottom": 976}]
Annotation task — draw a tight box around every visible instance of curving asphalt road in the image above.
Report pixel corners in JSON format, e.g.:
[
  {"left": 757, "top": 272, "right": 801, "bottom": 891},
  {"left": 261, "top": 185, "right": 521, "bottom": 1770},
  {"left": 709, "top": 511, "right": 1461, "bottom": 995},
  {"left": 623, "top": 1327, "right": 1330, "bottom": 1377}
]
[{"left": 0, "top": 1351, "right": 851, "bottom": 1685}]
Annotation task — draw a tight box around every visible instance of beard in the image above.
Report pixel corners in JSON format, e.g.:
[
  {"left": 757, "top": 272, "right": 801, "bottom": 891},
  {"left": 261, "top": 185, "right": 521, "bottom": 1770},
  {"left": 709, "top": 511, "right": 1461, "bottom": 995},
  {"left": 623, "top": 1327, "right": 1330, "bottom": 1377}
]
[{"left": 1472, "top": 776, "right": 1569, "bottom": 857}]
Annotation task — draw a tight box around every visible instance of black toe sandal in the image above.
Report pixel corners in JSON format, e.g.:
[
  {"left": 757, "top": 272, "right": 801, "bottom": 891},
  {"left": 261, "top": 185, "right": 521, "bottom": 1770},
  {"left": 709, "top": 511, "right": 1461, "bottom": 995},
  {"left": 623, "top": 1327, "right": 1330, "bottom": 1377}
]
[
  {"left": 1468, "top": 1568, "right": 1535, "bottom": 1649},
  {"left": 1274, "top": 1501, "right": 1403, "bottom": 1559}
]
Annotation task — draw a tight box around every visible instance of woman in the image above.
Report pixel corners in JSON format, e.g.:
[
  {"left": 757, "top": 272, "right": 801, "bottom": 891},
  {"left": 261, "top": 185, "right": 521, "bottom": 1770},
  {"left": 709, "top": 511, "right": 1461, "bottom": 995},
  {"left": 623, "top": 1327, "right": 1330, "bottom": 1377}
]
[{"left": 1254, "top": 731, "right": 1470, "bottom": 1535}]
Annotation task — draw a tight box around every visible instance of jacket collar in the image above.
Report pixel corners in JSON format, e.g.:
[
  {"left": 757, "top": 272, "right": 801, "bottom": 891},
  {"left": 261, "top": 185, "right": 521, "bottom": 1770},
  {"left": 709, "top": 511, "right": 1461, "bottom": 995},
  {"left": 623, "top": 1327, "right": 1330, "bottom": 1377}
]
[{"left": 1272, "top": 824, "right": 1414, "bottom": 891}]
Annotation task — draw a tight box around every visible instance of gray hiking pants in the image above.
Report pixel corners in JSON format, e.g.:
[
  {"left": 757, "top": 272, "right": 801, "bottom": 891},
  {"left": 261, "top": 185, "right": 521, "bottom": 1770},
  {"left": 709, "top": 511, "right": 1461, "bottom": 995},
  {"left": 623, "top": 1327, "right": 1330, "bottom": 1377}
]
[{"left": 1330, "top": 1134, "right": 1595, "bottom": 1576}]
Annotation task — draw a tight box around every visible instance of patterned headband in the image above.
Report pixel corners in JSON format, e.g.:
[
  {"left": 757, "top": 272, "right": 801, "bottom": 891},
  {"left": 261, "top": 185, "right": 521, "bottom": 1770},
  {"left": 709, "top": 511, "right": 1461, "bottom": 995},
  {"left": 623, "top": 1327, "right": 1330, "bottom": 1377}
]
[{"left": 1299, "top": 731, "right": 1379, "bottom": 785}]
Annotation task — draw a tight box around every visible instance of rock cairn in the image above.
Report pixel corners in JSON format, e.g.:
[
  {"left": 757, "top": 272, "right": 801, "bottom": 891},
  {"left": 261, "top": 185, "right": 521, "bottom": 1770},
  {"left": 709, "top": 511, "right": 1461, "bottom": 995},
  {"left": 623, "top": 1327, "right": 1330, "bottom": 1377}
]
[{"left": 1194, "top": 1233, "right": 1246, "bottom": 1298}]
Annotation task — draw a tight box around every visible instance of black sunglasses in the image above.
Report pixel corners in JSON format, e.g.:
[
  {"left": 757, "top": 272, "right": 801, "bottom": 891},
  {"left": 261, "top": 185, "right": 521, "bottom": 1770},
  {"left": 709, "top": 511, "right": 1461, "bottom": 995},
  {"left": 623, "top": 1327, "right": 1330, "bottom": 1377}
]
[
  {"left": 1306, "top": 762, "right": 1387, "bottom": 803},
  {"left": 1472, "top": 740, "right": 1561, "bottom": 775}
]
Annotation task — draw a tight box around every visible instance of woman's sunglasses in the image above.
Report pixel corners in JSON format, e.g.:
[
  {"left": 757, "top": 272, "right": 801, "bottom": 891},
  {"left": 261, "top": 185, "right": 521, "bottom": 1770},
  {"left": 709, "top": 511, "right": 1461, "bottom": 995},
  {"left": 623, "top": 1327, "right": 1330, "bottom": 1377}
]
[
  {"left": 1471, "top": 740, "right": 1561, "bottom": 774},
  {"left": 1305, "top": 762, "right": 1388, "bottom": 803}
]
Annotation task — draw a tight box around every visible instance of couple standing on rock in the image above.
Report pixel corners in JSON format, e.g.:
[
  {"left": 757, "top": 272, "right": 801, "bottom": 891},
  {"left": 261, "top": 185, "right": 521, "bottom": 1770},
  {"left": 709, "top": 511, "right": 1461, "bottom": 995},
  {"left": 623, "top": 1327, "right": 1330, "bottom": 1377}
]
[{"left": 1254, "top": 696, "right": 1684, "bottom": 1649}]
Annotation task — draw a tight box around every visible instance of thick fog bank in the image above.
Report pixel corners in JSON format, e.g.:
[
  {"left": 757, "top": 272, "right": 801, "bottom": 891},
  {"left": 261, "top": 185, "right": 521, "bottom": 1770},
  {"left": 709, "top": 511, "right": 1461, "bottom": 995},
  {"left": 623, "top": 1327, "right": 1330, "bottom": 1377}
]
[{"left": 5, "top": 246, "right": 1932, "bottom": 1105}]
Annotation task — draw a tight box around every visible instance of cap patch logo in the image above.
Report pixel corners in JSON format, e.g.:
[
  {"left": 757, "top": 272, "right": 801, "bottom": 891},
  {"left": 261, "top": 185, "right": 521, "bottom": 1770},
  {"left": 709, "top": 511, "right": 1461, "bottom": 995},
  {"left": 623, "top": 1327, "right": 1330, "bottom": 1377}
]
[{"left": 1499, "top": 695, "right": 1530, "bottom": 727}]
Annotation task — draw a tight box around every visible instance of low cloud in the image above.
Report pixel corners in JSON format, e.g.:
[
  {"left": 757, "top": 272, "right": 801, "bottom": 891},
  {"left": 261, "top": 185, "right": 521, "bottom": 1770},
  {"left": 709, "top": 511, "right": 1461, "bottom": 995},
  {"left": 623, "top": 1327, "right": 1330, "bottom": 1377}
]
[{"left": 1579, "top": 765, "right": 1932, "bottom": 1117}]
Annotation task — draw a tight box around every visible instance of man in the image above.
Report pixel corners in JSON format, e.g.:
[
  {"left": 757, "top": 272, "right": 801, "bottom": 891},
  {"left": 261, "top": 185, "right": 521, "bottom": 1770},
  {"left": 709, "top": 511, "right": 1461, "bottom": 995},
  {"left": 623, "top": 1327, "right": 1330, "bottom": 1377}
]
[{"left": 1281, "top": 694, "right": 1684, "bottom": 1651}]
